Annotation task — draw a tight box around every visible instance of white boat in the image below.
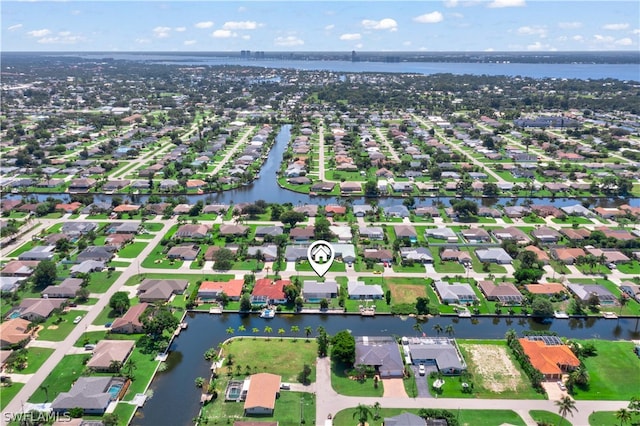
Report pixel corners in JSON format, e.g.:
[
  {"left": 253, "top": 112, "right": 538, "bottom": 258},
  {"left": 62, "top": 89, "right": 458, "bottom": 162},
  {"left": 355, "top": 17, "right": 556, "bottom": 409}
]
[{"left": 260, "top": 309, "right": 275, "bottom": 319}]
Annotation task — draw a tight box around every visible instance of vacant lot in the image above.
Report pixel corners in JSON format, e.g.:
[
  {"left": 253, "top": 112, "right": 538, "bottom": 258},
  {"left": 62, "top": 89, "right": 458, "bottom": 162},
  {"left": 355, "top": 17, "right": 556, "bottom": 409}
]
[
  {"left": 388, "top": 283, "right": 427, "bottom": 304},
  {"left": 458, "top": 341, "right": 542, "bottom": 399}
]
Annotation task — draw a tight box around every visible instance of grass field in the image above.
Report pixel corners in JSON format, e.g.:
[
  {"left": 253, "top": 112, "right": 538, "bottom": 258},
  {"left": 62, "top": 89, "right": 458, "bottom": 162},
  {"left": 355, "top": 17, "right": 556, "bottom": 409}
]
[
  {"left": 117, "top": 242, "right": 148, "bottom": 258},
  {"left": 36, "top": 309, "right": 88, "bottom": 341},
  {"left": 333, "top": 408, "right": 526, "bottom": 426},
  {"left": 0, "top": 383, "right": 24, "bottom": 410},
  {"left": 331, "top": 360, "right": 384, "bottom": 397},
  {"left": 572, "top": 340, "right": 640, "bottom": 400},
  {"left": 222, "top": 338, "right": 317, "bottom": 383},
  {"left": 29, "top": 354, "right": 90, "bottom": 403},
  {"left": 530, "top": 410, "right": 573, "bottom": 426},
  {"left": 20, "top": 347, "right": 55, "bottom": 374},
  {"left": 388, "top": 283, "right": 427, "bottom": 304}
]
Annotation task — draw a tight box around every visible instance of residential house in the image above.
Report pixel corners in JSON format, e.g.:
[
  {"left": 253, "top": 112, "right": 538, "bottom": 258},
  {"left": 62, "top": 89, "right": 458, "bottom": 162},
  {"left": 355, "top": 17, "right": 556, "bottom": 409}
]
[
  {"left": 353, "top": 205, "right": 373, "bottom": 217},
  {"left": 51, "top": 377, "right": 127, "bottom": 415},
  {"left": 219, "top": 224, "right": 249, "bottom": 238},
  {"left": 394, "top": 225, "right": 417, "bottom": 243},
  {"left": 384, "top": 205, "right": 410, "bottom": 218},
  {"left": 254, "top": 226, "right": 284, "bottom": 240},
  {"left": 324, "top": 205, "right": 346, "bottom": 216},
  {"left": 620, "top": 282, "right": 640, "bottom": 302},
  {"left": 524, "top": 245, "right": 550, "bottom": 265},
  {"left": 329, "top": 225, "right": 353, "bottom": 242},
  {"left": 61, "top": 222, "right": 98, "bottom": 238},
  {"left": 359, "top": 226, "right": 384, "bottom": 240},
  {"left": 363, "top": 249, "right": 394, "bottom": 263},
  {"left": 518, "top": 337, "right": 580, "bottom": 380},
  {"left": 247, "top": 245, "right": 278, "bottom": 262},
  {"left": 585, "top": 248, "right": 630, "bottom": 264},
  {"left": 77, "top": 246, "right": 116, "bottom": 263},
  {"left": 137, "top": 279, "right": 189, "bottom": 303},
  {"left": 290, "top": 226, "right": 315, "bottom": 242},
  {"left": 108, "top": 222, "right": 140, "bottom": 234},
  {"left": 251, "top": 278, "right": 289, "bottom": 305},
  {"left": 560, "top": 228, "right": 591, "bottom": 241},
  {"left": 68, "top": 178, "right": 96, "bottom": 192},
  {"left": 561, "top": 204, "right": 594, "bottom": 217},
  {"left": 41, "top": 278, "right": 82, "bottom": 299},
  {"left": 532, "top": 227, "right": 561, "bottom": 243},
  {"left": 476, "top": 248, "right": 513, "bottom": 264},
  {"left": 302, "top": 280, "right": 338, "bottom": 302},
  {"left": 293, "top": 204, "right": 319, "bottom": 217},
  {"left": 504, "top": 206, "right": 529, "bottom": 218},
  {"left": 400, "top": 247, "right": 433, "bottom": 264},
  {"left": 197, "top": 280, "right": 244, "bottom": 301},
  {"left": 531, "top": 205, "right": 565, "bottom": 219},
  {"left": 596, "top": 226, "right": 636, "bottom": 241},
  {"left": 492, "top": 227, "right": 530, "bottom": 244},
  {"left": 440, "top": 249, "right": 472, "bottom": 265},
  {"left": 414, "top": 206, "right": 440, "bottom": 217},
  {"left": 0, "top": 318, "right": 32, "bottom": 349},
  {"left": 425, "top": 227, "right": 458, "bottom": 243},
  {"left": 567, "top": 283, "right": 616, "bottom": 305},
  {"left": 17, "top": 298, "right": 65, "bottom": 321},
  {"left": 594, "top": 207, "right": 625, "bottom": 220},
  {"left": 332, "top": 243, "right": 357, "bottom": 263},
  {"left": 175, "top": 224, "right": 211, "bottom": 239},
  {"left": 70, "top": 260, "right": 105, "bottom": 276},
  {"left": 355, "top": 336, "right": 404, "bottom": 378},
  {"left": 18, "top": 245, "right": 55, "bottom": 261},
  {"left": 86, "top": 340, "right": 135, "bottom": 372},
  {"left": 478, "top": 281, "right": 523, "bottom": 304},
  {"left": 406, "top": 337, "right": 467, "bottom": 375},
  {"left": 105, "top": 233, "right": 134, "bottom": 249},
  {"left": 284, "top": 245, "right": 309, "bottom": 262},
  {"left": 0, "top": 260, "right": 39, "bottom": 277},
  {"left": 110, "top": 303, "right": 149, "bottom": 334},
  {"left": 167, "top": 244, "right": 200, "bottom": 261},
  {"left": 551, "top": 247, "right": 586, "bottom": 265},
  {"left": 434, "top": 281, "right": 477, "bottom": 304},
  {"left": 243, "top": 373, "right": 281, "bottom": 416},
  {"left": 340, "top": 182, "right": 362, "bottom": 193},
  {"left": 461, "top": 228, "right": 490, "bottom": 243},
  {"left": 347, "top": 280, "right": 384, "bottom": 300},
  {"left": 0, "top": 276, "right": 25, "bottom": 294}
]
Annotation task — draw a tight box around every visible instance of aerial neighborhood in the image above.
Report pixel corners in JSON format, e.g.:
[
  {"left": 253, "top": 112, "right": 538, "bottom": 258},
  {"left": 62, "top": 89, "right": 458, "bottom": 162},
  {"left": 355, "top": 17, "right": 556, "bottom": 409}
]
[{"left": 0, "top": 53, "right": 639, "bottom": 426}]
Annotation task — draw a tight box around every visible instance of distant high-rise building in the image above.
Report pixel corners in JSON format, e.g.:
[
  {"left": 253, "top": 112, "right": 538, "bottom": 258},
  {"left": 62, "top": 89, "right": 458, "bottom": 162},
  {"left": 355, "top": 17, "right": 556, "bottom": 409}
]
[{"left": 352, "top": 50, "right": 357, "bottom": 62}]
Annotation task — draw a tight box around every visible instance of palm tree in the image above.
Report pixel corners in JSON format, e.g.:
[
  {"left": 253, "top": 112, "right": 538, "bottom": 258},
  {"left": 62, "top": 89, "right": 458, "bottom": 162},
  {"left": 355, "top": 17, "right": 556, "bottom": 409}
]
[
  {"left": 304, "top": 326, "right": 313, "bottom": 342},
  {"left": 555, "top": 395, "right": 577, "bottom": 425},
  {"left": 445, "top": 324, "right": 455, "bottom": 336},
  {"left": 278, "top": 328, "right": 286, "bottom": 340},
  {"left": 238, "top": 325, "right": 246, "bottom": 339},
  {"left": 264, "top": 326, "right": 273, "bottom": 341},
  {"left": 433, "top": 324, "right": 443, "bottom": 336},
  {"left": 412, "top": 322, "right": 423, "bottom": 336},
  {"left": 226, "top": 327, "right": 235, "bottom": 336},
  {"left": 352, "top": 404, "right": 373, "bottom": 426},
  {"left": 615, "top": 408, "right": 632, "bottom": 425},
  {"left": 618, "top": 294, "right": 628, "bottom": 315},
  {"left": 252, "top": 327, "right": 260, "bottom": 339},
  {"left": 291, "top": 325, "right": 300, "bottom": 341},
  {"left": 373, "top": 402, "right": 381, "bottom": 420}
]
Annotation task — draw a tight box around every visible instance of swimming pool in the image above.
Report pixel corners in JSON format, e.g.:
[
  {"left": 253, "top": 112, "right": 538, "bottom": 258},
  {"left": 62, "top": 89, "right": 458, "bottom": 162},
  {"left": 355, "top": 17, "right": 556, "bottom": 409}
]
[
  {"left": 227, "top": 386, "right": 241, "bottom": 399},
  {"left": 8, "top": 310, "right": 21, "bottom": 319},
  {"left": 107, "top": 384, "right": 122, "bottom": 399}
]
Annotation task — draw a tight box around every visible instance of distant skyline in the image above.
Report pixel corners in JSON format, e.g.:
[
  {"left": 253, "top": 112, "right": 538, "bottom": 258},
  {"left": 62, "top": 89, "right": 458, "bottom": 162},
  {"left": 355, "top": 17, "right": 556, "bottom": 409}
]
[{"left": 2, "top": 1, "right": 639, "bottom": 52}]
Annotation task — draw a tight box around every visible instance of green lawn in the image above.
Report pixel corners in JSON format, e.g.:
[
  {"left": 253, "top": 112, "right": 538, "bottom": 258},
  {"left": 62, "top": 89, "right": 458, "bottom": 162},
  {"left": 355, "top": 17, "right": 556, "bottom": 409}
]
[
  {"left": 117, "top": 242, "right": 148, "bottom": 258},
  {"left": 7, "top": 241, "right": 34, "bottom": 258},
  {"left": 20, "top": 347, "right": 55, "bottom": 374},
  {"left": 331, "top": 360, "right": 384, "bottom": 397},
  {"left": 588, "top": 411, "right": 631, "bottom": 426},
  {"left": 86, "top": 271, "right": 122, "bottom": 293},
  {"left": 530, "top": 410, "right": 573, "bottom": 426},
  {"left": 572, "top": 340, "right": 640, "bottom": 400},
  {"left": 552, "top": 216, "right": 593, "bottom": 225},
  {"left": 36, "top": 309, "right": 88, "bottom": 341},
  {"left": 121, "top": 347, "right": 160, "bottom": 401},
  {"left": 617, "top": 260, "right": 640, "bottom": 275},
  {"left": 334, "top": 408, "right": 526, "bottom": 426},
  {"left": 29, "top": 354, "right": 90, "bottom": 403},
  {"left": 0, "top": 383, "right": 24, "bottom": 410},
  {"left": 296, "top": 259, "right": 346, "bottom": 273},
  {"left": 109, "top": 403, "right": 138, "bottom": 426},
  {"left": 221, "top": 338, "right": 317, "bottom": 383},
  {"left": 142, "top": 222, "right": 164, "bottom": 232}
]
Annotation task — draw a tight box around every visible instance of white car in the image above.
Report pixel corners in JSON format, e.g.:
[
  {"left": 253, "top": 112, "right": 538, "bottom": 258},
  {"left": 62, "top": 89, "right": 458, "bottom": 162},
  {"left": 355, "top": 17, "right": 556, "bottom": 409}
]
[
  {"left": 418, "top": 364, "right": 426, "bottom": 376},
  {"left": 73, "top": 315, "right": 83, "bottom": 324}
]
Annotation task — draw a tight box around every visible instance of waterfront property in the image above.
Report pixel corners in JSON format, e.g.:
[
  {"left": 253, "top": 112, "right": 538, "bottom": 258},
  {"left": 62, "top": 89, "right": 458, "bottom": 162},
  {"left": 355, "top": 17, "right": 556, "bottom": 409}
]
[
  {"left": 519, "top": 336, "right": 580, "bottom": 380},
  {"left": 355, "top": 336, "right": 404, "bottom": 378},
  {"left": 404, "top": 337, "right": 467, "bottom": 375},
  {"left": 51, "top": 376, "right": 127, "bottom": 415},
  {"left": 243, "top": 373, "right": 281, "bottom": 416}
]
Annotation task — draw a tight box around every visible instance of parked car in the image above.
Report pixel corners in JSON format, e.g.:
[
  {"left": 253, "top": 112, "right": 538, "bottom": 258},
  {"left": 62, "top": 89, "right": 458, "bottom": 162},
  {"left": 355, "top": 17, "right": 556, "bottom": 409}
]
[
  {"left": 557, "top": 381, "right": 566, "bottom": 391},
  {"left": 84, "top": 344, "right": 96, "bottom": 351},
  {"left": 73, "top": 315, "right": 83, "bottom": 324},
  {"left": 418, "top": 364, "right": 426, "bottom": 376}
]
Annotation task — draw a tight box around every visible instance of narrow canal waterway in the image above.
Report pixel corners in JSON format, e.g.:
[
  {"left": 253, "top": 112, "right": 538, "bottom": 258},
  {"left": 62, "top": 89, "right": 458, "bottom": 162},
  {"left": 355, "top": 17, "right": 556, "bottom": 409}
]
[{"left": 132, "top": 312, "right": 640, "bottom": 426}]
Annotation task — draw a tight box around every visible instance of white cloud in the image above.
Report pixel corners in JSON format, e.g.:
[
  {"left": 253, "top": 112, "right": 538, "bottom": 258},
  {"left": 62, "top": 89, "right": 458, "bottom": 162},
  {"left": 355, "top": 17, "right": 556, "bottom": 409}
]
[
  {"left": 195, "top": 21, "right": 214, "bottom": 29},
  {"left": 153, "top": 26, "right": 171, "bottom": 38},
  {"left": 71, "top": 10, "right": 81, "bottom": 16},
  {"left": 362, "top": 18, "right": 398, "bottom": 31},
  {"left": 59, "top": 31, "right": 71, "bottom": 37},
  {"left": 402, "top": 41, "right": 412, "bottom": 46},
  {"left": 413, "top": 12, "right": 444, "bottom": 24},
  {"left": 274, "top": 36, "right": 304, "bottom": 46},
  {"left": 602, "top": 23, "right": 629, "bottom": 31},
  {"left": 27, "top": 29, "right": 51, "bottom": 37},
  {"left": 594, "top": 34, "right": 615, "bottom": 43},
  {"left": 517, "top": 26, "right": 547, "bottom": 37},
  {"left": 238, "top": 6, "right": 247, "bottom": 13},
  {"left": 340, "top": 33, "right": 361, "bottom": 41},
  {"left": 615, "top": 37, "right": 632, "bottom": 46},
  {"left": 222, "top": 21, "right": 258, "bottom": 30},
  {"left": 526, "top": 41, "right": 555, "bottom": 51},
  {"left": 444, "top": 0, "right": 458, "bottom": 7},
  {"left": 484, "top": 47, "right": 495, "bottom": 51},
  {"left": 37, "top": 33, "right": 86, "bottom": 45},
  {"left": 487, "top": 0, "right": 525, "bottom": 8},
  {"left": 324, "top": 24, "right": 335, "bottom": 31},
  {"left": 184, "top": 40, "right": 197, "bottom": 46},
  {"left": 212, "top": 29, "right": 236, "bottom": 38},
  {"left": 355, "top": 43, "right": 363, "bottom": 49},
  {"left": 175, "top": 27, "right": 186, "bottom": 32},
  {"left": 633, "top": 29, "right": 640, "bottom": 35},
  {"left": 572, "top": 35, "right": 584, "bottom": 42},
  {"left": 242, "top": 35, "right": 251, "bottom": 40},
  {"left": 8, "top": 24, "right": 23, "bottom": 31},
  {"left": 558, "top": 22, "right": 582, "bottom": 30},
  {"left": 135, "top": 38, "right": 151, "bottom": 45}
]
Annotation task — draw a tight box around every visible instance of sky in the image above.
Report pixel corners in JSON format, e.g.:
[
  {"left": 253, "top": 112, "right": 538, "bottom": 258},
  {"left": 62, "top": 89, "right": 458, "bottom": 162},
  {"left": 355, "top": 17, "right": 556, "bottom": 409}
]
[{"left": 2, "top": 1, "right": 639, "bottom": 52}]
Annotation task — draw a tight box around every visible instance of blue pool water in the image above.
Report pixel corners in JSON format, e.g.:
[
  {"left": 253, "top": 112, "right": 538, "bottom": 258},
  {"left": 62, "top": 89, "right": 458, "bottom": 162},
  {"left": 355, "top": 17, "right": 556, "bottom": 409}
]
[
  {"left": 9, "top": 311, "right": 21, "bottom": 319},
  {"left": 107, "top": 384, "right": 122, "bottom": 399}
]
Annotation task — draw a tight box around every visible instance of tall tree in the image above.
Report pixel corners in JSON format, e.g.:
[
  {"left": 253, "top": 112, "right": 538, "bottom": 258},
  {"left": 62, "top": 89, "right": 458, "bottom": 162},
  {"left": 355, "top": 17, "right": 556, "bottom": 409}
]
[
  {"left": 32, "top": 260, "right": 57, "bottom": 289},
  {"left": 555, "top": 395, "right": 577, "bottom": 424},
  {"left": 352, "top": 404, "right": 373, "bottom": 426},
  {"left": 109, "top": 292, "right": 130, "bottom": 316}
]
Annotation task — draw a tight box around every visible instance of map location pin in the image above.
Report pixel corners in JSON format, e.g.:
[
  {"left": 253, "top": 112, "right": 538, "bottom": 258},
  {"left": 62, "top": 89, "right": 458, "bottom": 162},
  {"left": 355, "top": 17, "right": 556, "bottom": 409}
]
[{"left": 307, "top": 240, "right": 335, "bottom": 277}]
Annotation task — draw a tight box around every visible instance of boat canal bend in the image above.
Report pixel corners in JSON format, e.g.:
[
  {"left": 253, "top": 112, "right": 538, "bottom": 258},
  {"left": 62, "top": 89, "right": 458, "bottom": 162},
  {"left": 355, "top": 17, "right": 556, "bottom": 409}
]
[{"left": 131, "top": 313, "right": 640, "bottom": 426}]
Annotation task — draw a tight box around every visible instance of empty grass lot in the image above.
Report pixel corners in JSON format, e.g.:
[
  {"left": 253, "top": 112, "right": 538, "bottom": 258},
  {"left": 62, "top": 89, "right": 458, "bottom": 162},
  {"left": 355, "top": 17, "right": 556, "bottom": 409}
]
[
  {"left": 572, "top": 340, "right": 640, "bottom": 400},
  {"left": 117, "top": 242, "right": 148, "bottom": 258},
  {"left": 36, "top": 309, "right": 89, "bottom": 341},
  {"left": 529, "top": 410, "right": 572, "bottom": 426},
  {"left": 222, "top": 338, "right": 317, "bottom": 383},
  {"left": 29, "top": 354, "right": 90, "bottom": 403},
  {"left": 20, "top": 347, "right": 55, "bottom": 374}
]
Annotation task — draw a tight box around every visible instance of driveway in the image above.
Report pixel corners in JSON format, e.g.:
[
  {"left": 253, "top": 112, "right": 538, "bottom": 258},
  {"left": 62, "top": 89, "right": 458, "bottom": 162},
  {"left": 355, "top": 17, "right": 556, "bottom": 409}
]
[
  {"left": 382, "top": 378, "right": 407, "bottom": 398},
  {"left": 409, "top": 364, "right": 435, "bottom": 398}
]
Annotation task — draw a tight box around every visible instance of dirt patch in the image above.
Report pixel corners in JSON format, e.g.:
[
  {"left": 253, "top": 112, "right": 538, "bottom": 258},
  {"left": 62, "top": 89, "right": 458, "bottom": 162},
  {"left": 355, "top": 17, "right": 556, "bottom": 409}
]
[
  {"left": 382, "top": 378, "right": 408, "bottom": 398},
  {"left": 47, "top": 325, "right": 59, "bottom": 330},
  {"left": 463, "top": 344, "right": 522, "bottom": 393},
  {"left": 388, "top": 284, "right": 426, "bottom": 305}
]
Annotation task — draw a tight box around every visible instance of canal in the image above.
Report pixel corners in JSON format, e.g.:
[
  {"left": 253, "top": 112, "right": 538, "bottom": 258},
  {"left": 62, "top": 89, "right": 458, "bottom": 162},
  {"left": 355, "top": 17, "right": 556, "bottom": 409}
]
[{"left": 131, "top": 312, "right": 640, "bottom": 426}]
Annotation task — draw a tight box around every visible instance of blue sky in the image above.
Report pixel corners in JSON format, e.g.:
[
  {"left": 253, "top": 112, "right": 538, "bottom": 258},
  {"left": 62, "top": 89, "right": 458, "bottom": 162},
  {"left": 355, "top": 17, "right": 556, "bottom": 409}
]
[{"left": 2, "top": 1, "right": 639, "bottom": 52}]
